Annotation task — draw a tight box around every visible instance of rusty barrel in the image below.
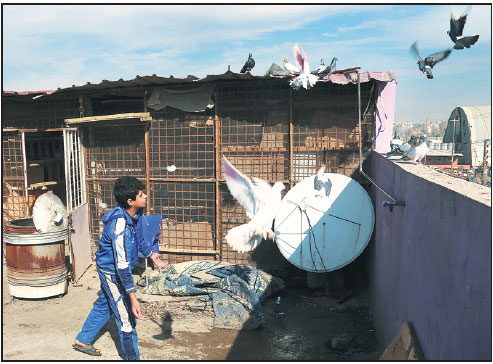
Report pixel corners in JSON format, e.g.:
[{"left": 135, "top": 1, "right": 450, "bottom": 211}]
[{"left": 3, "top": 218, "right": 68, "bottom": 299}]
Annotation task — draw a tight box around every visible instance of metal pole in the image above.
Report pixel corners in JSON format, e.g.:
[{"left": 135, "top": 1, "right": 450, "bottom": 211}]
[
  {"left": 356, "top": 70, "right": 405, "bottom": 208},
  {"left": 482, "top": 139, "right": 489, "bottom": 185},
  {"left": 289, "top": 87, "right": 294, "bottom": 187},
  {"left": 357, "top": 71, "right": 363, "bottom": 169},
  {"left": 450, "top": 118, "right": 456, "bottom": 176}
]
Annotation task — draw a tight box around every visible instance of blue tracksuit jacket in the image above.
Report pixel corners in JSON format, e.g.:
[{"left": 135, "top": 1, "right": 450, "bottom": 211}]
[{"left": 95, "top": 206, "right": 153, "bottom": 293}]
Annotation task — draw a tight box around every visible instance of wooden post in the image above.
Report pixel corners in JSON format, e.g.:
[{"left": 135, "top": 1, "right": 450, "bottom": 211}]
[
  {"left": 144, "top": 90, "right": 151, "bottom": 215},
  {"left": 214, "top": 92, "right": 222, "bottom": 261}
]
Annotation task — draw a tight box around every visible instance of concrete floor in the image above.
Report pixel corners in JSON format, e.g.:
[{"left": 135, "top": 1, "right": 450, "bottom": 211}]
[{"left": 2, "top": 261, "right": 381, "bottom": 360}]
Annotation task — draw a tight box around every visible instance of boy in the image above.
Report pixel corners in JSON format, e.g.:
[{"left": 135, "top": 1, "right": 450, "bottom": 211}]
[{"left": 73, "top": 176, "right": 165, "bottom": 359}]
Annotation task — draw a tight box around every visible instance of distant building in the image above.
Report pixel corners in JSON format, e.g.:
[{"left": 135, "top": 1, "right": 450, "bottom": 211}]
[{"left": 442, "top": 106, "right": 491, "bottom": 167}]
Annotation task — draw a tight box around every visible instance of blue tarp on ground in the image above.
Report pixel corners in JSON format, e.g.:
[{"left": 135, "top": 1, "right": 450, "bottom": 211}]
[{"left": 136, "top": 260, "right": 285, "bottom": 330}]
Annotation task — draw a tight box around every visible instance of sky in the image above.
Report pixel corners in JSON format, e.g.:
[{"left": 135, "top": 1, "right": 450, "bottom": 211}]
[{"left": 2, "top": 2, "right": 491, "bottom": 122}]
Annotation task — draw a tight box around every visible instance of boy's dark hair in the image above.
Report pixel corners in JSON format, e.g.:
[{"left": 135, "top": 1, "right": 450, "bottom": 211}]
[{"left": 114, "top": 176, "right": 145, "bottom": 209}]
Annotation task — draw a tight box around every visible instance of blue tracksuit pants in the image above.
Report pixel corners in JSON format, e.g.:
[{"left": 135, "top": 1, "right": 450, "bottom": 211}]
[{"left": 76, "top": 269, "right": 140, "bottom": 360}]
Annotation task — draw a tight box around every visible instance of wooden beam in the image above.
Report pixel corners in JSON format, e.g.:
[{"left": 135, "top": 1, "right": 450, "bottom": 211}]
[
  {"left": 65, "top": 112, "right": 152, "bottom": 124},
  {"left": 159, "top": 248, "right": 219, "bottom": 255}
]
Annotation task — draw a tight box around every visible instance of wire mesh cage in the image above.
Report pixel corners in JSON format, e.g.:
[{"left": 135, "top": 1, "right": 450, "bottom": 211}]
[
  {"left": 2, "top": 79, "right": 379, "bottom": 267},
  {"left": 2, "top": 131, "right": 27, "bottom": 221}
]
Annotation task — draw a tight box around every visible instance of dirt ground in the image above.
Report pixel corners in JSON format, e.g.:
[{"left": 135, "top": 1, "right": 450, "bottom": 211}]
[{"left": 2, "top": 258, "right": 381, "bottom": 361}]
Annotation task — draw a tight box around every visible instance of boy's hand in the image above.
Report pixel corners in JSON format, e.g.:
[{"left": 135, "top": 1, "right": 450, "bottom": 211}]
[
  {"left": 150, "top": 252, "right": 165, "bottom": 269},
  {"left": 129, "top": 292, "right": 145, "bottom": 320}
]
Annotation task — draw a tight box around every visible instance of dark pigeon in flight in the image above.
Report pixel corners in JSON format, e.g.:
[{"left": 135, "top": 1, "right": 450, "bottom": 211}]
[
  {"left": 410, "top": 42, "right": 452, "bottom": 79},
  {"left": 240, "top": 53, "right": 255, "bottom": 73},
  {"left": 447, "top": 6, "right": 480, "bottom": 49}
]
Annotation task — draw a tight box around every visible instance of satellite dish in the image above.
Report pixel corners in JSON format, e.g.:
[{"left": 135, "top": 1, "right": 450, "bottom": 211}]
[
  {"left": 274, "top": 173, "right": 374, "bottom": 272},
  {"left": 32, "top": 192, "right": 68, "bottom": 233}
]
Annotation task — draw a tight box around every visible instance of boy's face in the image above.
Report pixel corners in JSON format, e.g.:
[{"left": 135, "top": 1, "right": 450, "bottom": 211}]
[{"left": 128, "top": 190, "right": 147, "bottom": 209}]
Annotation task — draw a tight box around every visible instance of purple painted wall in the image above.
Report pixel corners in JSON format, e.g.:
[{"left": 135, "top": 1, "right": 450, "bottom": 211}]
[
  {"left": 368, "top": 152, "right": 492, "bottom": 360},
  {"left": 373, "top": 80, "right": 396, "bottom": 153}
]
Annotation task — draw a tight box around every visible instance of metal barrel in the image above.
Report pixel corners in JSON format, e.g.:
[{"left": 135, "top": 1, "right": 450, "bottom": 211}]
[{"left": 3, "top": 220, "right": 68, "bottom": 299}]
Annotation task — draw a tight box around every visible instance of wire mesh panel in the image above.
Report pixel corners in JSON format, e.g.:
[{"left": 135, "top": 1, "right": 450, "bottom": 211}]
[
  {"left": 148, "top": 108, "right": 215, "bottom": 179},
  {"left": 2, "top": 96, "right": 80, "bottom": 129},
  {"left": 150, "top": 181, "right": 216, "bottom": 264},
  {"left": 217, "top": 83, "right": 290, "bottom": 182},
  {"left": 2, "top": 131, "right": 27, "bottom": 221},
  {"left": 292, "top": 82, "right": 375, "bottom": 181},
  {"left": 83, "top": 124, "right": 147, "bottom": 179},
  {"left": 86, "top": 180, "right": 115, "bottom": 258}
]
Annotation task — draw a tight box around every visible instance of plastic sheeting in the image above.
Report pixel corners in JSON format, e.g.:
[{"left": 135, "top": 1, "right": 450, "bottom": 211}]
[
  {"left": 147, "top": 84, "right": 215, "bottom": 112},
  {"left": 136, "top": 260, "right": 285, "bottom": 330}
]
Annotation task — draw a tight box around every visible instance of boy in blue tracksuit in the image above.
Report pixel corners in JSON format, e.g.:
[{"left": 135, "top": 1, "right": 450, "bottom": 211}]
[{"left": 73, "top": 176, "right": 164, "bottom": 359}]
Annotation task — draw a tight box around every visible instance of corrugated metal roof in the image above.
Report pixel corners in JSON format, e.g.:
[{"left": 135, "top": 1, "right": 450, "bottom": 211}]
[{"left": 2, "top": 69, "right": 396, "bottom": 97}]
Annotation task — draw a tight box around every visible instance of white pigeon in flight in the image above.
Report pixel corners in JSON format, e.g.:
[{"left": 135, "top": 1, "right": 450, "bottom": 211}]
[
  {"left": 222, "top": 155, "right": 285, "bottom": 253},
  {"left": 290, "top": 44, "right": 318, "bottom": 90}
]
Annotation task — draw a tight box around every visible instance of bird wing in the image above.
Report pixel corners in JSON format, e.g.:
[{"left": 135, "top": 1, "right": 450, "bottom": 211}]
[
  {"left": 301, "top": 45, "right": 310, "bottom": 74},
  {"left": 458, "top": 34, "right": 480, "bottom": 47},
  {"left": 284, "top": 60, "right": 300, "bottom": 73},
  {"left": 401, "top": 146, "right": 416, "bottom": 160},
  {"left": 222, "top": 155, "right": 266, "bottom": 219},
  {"left": 409, "top": 42, "right": 423, "bottom": 63},
  {"left": 251, "top": 177, "right": 274, "bottom": 207},
  {"left": 425, "top": 49, "right": 452, "bottom": 67},
  {"left": 293, "top": 44, "right": 304, "bottom": 71}
]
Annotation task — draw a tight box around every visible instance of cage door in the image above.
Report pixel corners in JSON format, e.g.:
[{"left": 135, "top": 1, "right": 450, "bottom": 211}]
[
  {"left": 63, "top": 129, "right": 86, "bottom": 211},
  {"left": 63, "top": 129, "right": 92, "bottom": 281}
]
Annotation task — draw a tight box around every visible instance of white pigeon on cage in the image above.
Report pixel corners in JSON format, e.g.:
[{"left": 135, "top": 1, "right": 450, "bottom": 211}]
[
  {"left": 290, "top": 44, "right": 318, "bottom": 90},
  {"left": 222, "top": 155, "right": 285, "bottom": 253}
]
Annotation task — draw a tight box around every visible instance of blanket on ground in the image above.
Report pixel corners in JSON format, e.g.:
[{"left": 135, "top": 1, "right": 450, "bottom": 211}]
[{"left": 136, "top": 260, "right": 285, "bottom": 330}]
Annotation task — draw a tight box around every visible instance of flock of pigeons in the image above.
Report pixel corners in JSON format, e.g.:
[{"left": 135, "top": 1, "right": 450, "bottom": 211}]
[
  {"left": 240, "top": 44, "right": 338, "bottom": 90},
  {"left": 387, "top": 133, "right": 430, "bottom": 165},
  {"left": 410, "top": 6, "right": 480, "bottom": 79},
  {"left": 225, "top": 6, "right": 480, "bottom": 252},
  {"left": 240, "top": 7, "right": 479, "bottom": 83}
]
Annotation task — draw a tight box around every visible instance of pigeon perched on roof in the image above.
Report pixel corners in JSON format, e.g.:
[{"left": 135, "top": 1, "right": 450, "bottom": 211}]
[
  {"left": 398, "top": 134, "right": 420, "bottom": 154},
  {"left": 290, "top": 44, "right": 318, "bottom": 90},
  {"left": 313, "top": 166, "right": 332, "bottom": 198},
  {"left": 283, "top": 57, "right": 300, "bottom": 74},
  {"left": 240, "top": 53, "right": 255, "bottom": 73},
  {"left": 311, "top": 59, "right": 327, "bottom": 75},
  {"left": 222, "top": 155, "right": 285, "bottom": 253},
  {"left": 447, "top": 6, "right": 480, "bottom": 49},
  {"left": 318, "top": 57, "right": 338, "bottom": 77},
  {"left": 410, "top": 41, "right": 452, "bottom": 79},
  {"left": 401, "top": 134, "right": 429, "bottom": 164},
  {"left": 389, "top": 132, "right": 404, "bottom": 154},
  {"left": 273, "top": 296, "right": 286, "bottom": 318}
]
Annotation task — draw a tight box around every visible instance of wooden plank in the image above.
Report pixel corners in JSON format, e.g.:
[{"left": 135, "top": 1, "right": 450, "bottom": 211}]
[
  {"left": 65, "top": 112, "right": 152, "bottom": 124},
  {"left": 159, "top": 248, "right": 219, "bottom": 255}
]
